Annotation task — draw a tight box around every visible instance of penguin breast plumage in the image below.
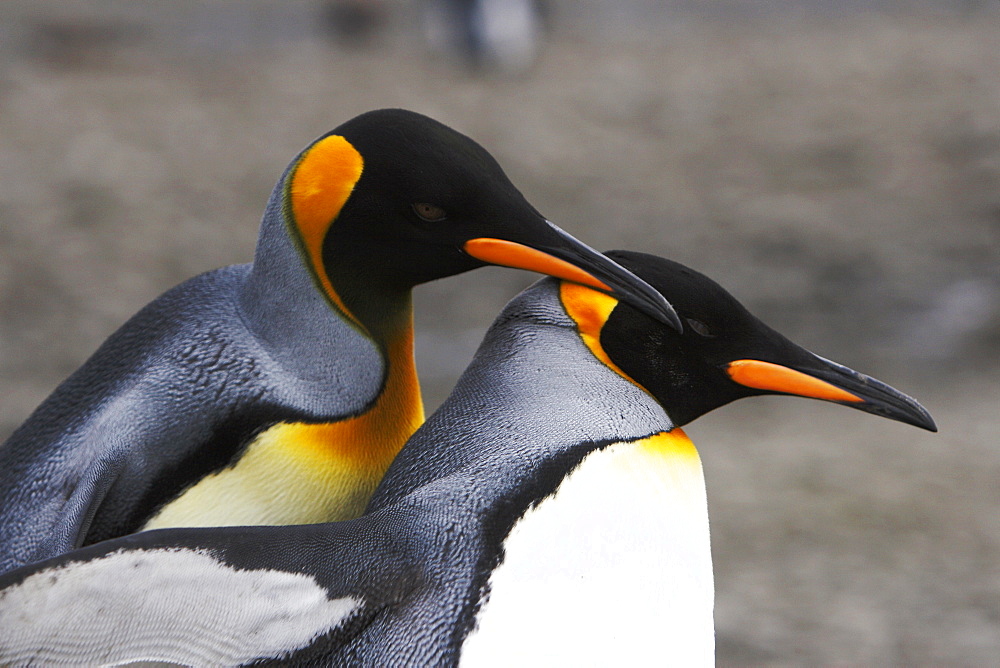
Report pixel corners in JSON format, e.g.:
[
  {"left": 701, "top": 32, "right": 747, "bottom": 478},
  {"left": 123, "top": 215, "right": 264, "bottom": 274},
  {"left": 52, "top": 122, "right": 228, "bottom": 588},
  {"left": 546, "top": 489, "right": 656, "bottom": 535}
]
[{"left": 461, "top": 431, "right": 714, "bottom": 666}]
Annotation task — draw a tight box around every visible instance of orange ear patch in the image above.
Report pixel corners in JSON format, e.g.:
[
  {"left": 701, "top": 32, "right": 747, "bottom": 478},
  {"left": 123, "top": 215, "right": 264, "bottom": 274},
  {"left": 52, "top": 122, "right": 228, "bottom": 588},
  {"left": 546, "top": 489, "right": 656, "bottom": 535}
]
[
  {"left": 287, "top": 135, "right": 364, "bottom": 324},
  {"left": 726, "top": 359, "right": 864, "bottom": 403},
  {"left": 559, "top": 282, "right": 647, "bottom": 392}
]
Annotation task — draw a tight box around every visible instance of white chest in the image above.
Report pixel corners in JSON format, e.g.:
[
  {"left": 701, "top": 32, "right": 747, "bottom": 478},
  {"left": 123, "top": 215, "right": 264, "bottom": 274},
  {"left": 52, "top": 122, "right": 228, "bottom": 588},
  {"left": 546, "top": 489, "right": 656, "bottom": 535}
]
[{"left": 460, "top": 430, "right": 714, "bottom": 666}]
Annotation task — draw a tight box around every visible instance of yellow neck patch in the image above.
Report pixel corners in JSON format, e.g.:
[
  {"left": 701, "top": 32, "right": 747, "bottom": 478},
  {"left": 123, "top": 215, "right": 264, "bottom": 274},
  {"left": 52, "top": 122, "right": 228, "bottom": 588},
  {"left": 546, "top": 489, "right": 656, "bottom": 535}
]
[
  {"left": 142, "top": 318, "right": 424, "bottom": 530},
  {"left": 636, "top": 428, "right": 698, "bottom": 463},
  {"left": 559, "top": 281, "right": 646, "bottom": 392},
  {"left": 286, "top": 134, "right": 365, "bottom": 328}
]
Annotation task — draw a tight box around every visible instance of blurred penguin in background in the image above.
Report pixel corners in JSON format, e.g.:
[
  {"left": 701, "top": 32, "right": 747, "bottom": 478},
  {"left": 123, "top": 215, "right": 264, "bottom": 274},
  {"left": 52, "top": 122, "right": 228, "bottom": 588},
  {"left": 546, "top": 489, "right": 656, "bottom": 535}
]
[{"left": 423, "top": 0, "right": 549, "bottom": 72}]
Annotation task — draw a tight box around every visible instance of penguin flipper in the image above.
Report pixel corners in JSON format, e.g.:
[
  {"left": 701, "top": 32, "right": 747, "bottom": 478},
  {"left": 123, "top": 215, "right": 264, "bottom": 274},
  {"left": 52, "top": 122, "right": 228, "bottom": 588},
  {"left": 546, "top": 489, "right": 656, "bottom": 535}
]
[
  {"left": 24, "top": 451, "right": 125, "bottom": 568},
  {"left": 0, "top": 520, "right": 410, "bottom": 667},
  {"left": 0, "top": 540, "right": 366, "bottom": 666}
]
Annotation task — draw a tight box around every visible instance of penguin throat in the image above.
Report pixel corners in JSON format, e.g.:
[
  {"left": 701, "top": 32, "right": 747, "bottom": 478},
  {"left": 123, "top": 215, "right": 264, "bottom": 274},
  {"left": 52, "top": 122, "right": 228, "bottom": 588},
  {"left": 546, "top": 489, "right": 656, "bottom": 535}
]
[
  {"left": 339, "top": 281, "right": 414, "bottom": 351},
  {"left": 142, "top": 315, "right": 424, "bottom": 530}
]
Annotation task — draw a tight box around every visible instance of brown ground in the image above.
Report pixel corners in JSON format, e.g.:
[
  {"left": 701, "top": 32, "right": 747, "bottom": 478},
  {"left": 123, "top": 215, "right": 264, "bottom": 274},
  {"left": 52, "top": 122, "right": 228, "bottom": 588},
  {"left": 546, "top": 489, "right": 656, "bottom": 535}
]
[{"left": 0, "top": 1, "right": 997, "bottom": 663}]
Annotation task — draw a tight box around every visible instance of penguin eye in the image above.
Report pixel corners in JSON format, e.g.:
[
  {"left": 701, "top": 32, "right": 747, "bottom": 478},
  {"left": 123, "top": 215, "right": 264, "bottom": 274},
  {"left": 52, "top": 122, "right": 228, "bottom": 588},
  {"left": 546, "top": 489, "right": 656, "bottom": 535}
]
[
  {"left": 686, "top": 318, "right": 715, "bottom": 338},
  {"left": 412, "top": 203, "right": 448, "bottom": 222}
]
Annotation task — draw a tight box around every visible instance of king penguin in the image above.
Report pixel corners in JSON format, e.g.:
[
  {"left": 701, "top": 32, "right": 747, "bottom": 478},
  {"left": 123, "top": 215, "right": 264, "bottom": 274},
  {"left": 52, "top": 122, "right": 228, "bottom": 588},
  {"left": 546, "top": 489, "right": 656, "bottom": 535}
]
[
  {"left": 0, "top": 110, "right": 680, "bottom": 574},
  {"left": 0, "top": 251, "right": 935, "bottom": 667}
]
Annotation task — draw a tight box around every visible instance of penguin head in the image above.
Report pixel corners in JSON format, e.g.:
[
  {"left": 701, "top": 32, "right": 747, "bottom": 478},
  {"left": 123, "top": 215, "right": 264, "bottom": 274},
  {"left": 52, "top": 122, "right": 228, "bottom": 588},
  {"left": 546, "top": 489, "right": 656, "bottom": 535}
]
[
  {"left": 571, "top": 251, "right": 937, "bottom": 431},
  {"left": 282, "top": 109, "right": 679, "bottom": 329}
]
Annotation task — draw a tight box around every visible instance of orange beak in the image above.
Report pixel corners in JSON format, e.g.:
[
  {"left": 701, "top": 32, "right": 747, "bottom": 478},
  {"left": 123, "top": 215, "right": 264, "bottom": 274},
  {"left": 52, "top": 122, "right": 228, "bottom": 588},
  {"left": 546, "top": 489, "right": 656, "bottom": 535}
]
[
  {"left": 462, "top": 222, "right": 681, "bottom": 331},
  {"left": 724, "top": 357, "right": 936, "bottom": 431}
]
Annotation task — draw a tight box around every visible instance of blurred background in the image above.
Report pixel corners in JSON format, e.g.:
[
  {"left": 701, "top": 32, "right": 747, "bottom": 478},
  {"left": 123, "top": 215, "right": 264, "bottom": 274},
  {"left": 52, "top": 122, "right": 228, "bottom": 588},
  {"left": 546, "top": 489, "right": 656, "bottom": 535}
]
[{"left": 0, "top": 0, "right": 997, "bottom": 662}]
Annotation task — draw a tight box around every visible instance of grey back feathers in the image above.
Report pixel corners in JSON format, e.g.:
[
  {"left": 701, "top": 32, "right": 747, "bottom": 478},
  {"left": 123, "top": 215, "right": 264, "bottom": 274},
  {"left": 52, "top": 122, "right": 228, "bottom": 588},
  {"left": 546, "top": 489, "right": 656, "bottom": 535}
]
[{"left": 0, "top": 174, "right": 382, "bottom": 573}]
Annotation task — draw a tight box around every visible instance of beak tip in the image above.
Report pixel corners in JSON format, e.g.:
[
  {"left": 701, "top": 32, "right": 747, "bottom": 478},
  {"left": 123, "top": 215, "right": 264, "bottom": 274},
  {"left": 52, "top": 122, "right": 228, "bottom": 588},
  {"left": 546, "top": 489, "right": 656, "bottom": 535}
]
[
  {"left": 609, "top": 286, "right": 681, "bottom": 332},
  {"left": 884, "top": 397, "right": 937, "bottom": 433},
  {"left": 917, "top": 413, "right": 938, "bottom": 433},
  {"left": 859, "top": 394, "right": 937, "bottom": 433},
  {"left": 661, "top": 304, "right": 683, "bottom": 333}
]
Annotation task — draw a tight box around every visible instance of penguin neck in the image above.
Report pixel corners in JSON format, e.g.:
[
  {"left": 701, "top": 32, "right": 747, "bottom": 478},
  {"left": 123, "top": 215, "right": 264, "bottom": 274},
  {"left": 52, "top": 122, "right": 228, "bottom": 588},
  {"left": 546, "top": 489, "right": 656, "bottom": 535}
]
[
  {"left": 240, "top": 180, "right": 423, "bottom": 401},
  {"left": 320, "top": 255, "right": 427, "bottom": 459},
  {"left": 326, "top": 264, "right": 415, "bottom": 357},
  {"left": 142, "top": 298, "right": 424, "bottom": 529},
  {"left": 370, "top": 279, "right": 675, "bottom": 512},
  {"left": 238, "top": 180, "right": 424, "bottom": 446},
  {"left": 333, "top": 285, "right": 426, "bottom": 471},
  {"left": 261, "top": 230, "right": 428, "bottom": 489},
  {"left": 159, "top": 189, "right": 426, "bottom": 528}
]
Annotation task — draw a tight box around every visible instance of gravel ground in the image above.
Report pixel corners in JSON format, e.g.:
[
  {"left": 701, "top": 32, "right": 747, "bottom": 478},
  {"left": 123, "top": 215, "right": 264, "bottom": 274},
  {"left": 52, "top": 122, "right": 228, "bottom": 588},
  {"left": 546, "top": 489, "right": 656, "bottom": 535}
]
[{"left": 0, "top": 1, "right": 997, "bottom": 663}]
